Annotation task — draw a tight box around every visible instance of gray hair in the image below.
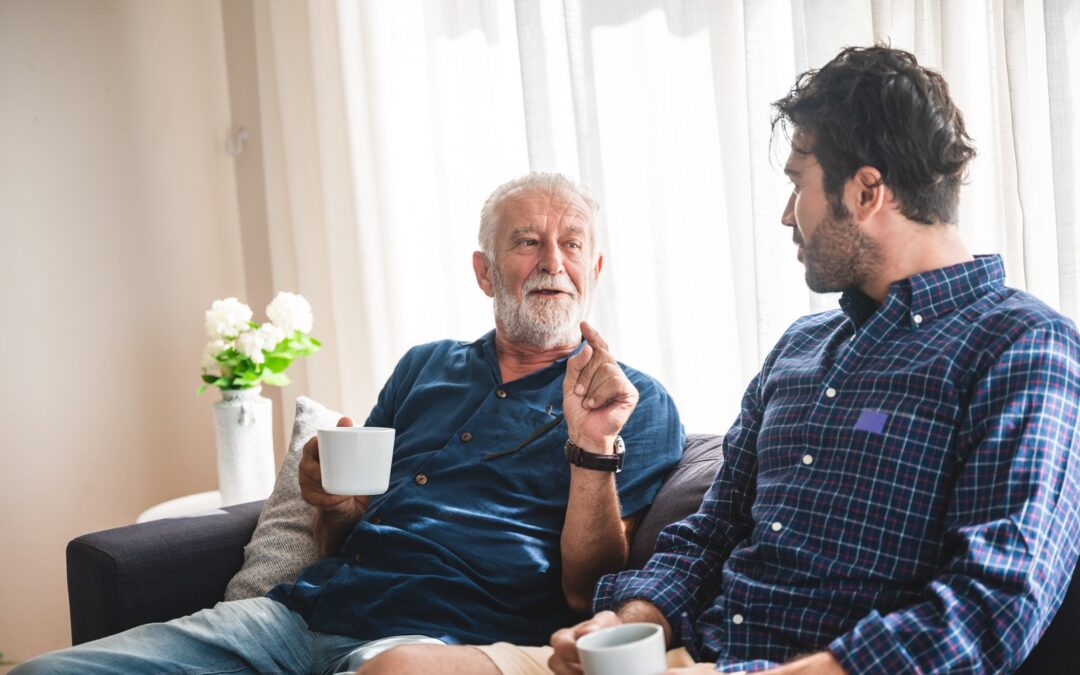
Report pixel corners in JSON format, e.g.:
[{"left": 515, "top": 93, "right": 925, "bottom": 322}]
[{"left": 478, "top": 172, "right": 601, "bottom": 262}]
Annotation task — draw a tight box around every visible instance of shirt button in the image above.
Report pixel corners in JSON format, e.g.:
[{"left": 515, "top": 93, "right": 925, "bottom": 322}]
[
  {"left": 802, "top": 454, "right": 814, "bottom": 465},
  {"left": 371, "top": 516, "right": 381, "bottom": 525},
  {"left": 771, "top": 521, "right": 783, "bottom": 532},
  {"left": 825, "top": 387, "right": 837, "bottom": 398},
  {"left": 495, "top": 389, "right": 508, "bottom": 399},
  {"left": 460, "top": 432, "right": 473, "bottom": 442},
  {"left": 732, "top": 614, "right": 744, "bottom": 625},
  {"left": 415, "top": 474, "right": 428, "bottom": 486},
  {"left": 354, "top": 554, "right": 366, "bottom": 563},
  {"left": 913, "top": 313, "right": 924, "bottom": 325}
]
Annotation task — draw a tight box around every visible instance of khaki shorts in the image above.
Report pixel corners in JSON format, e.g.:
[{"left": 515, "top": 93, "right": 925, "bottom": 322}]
[{"left": 475, "top": 642, "right": 696, "bottom": 675}]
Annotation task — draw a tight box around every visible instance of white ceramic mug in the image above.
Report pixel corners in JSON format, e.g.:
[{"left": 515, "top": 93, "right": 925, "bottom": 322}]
[
  {"left": 317, "top": 427, "right": 395, "bottom": 496},
  {"left": 576, "top": 622, "right": 667, "bottom": 675}
]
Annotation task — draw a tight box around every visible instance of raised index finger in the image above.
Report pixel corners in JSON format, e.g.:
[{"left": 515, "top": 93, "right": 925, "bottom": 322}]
[{"left": 580, "top": 321, "right": 609, "bottom": 352}]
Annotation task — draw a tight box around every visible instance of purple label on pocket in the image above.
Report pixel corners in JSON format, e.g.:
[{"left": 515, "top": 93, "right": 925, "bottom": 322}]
[{"left": 854, "top": 409, "right": 888, "bottom": 434}]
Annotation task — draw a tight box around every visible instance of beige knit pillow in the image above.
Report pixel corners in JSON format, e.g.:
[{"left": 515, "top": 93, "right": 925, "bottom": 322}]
[{"left": 224, "top": 396, "right": 343, "bottom": 600}]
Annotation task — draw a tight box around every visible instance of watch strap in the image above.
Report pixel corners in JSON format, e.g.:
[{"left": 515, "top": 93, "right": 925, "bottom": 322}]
[{"left": 564, "top": 436, "right": 624, "bottom": 472}]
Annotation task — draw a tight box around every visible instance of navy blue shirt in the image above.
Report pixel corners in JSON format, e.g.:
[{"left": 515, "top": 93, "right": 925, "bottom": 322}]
[{"left": 270, "top": 330, "right": 684, "bottom": 645}]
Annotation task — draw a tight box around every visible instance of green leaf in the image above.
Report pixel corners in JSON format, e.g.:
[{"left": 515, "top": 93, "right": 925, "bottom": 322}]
[
  {"left": 260, "top": 371, "right": 291, "bottom": 387},
  {"left": 201, "top": 374, "right": 218, "bottom": 384},
  {"left": 289, "top": 335, "right": 320, "bottom": 356},
  {"left": 264, "top": 355, "right": 292, "bottom": 373},
  {"left": 197, "top": 384, "right": 208, "bottom": 395}
]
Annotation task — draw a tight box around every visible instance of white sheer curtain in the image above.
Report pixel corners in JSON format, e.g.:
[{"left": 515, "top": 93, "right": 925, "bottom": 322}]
[{"left": 254, "top": 0, "right": 1079, "bottom": 433}]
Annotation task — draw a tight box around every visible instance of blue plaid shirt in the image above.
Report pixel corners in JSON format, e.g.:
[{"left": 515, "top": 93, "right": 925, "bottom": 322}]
[{"left": 595, "top": 256, "right": 1080, "bottom": 673}]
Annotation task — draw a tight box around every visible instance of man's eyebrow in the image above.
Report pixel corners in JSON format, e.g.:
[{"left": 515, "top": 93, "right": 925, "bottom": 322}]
[{"left": 508, "top": 224, "right": 587, "bottom": 238}]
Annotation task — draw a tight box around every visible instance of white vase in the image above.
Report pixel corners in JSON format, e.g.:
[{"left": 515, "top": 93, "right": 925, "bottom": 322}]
[{"left": 212, "top": 386, "right": 276, "bottom": 506}]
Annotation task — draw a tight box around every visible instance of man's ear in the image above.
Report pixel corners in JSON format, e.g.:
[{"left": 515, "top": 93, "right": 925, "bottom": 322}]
[
  {"left": 845, "top": 166, "right": 888, "bottom": 223},
  {"left": 473, "top": 251, "right": 495, "bottom": 298},
  {"left": 593, "top": 253, "right": 604, "bottom": 281}
]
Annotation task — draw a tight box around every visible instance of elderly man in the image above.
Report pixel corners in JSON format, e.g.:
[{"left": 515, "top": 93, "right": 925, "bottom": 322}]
[
  {"left": 485, "top": 47, "right": 1080, "bottom": 675},
  {"left": 14, "top": 173, "right": 683, "bottom": 674}
]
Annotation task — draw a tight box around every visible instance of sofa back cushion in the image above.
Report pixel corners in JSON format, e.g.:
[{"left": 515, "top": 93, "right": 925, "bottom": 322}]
[{"left": 628, "top": 433, "right": 725, "bottom": 568}]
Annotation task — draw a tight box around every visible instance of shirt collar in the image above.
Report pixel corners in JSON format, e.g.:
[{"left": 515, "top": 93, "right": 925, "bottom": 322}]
[
  {"left": 839, "top": 254, "right": 1006, "bottom": 328},
  {"left": 476, "top": 329, "right": 587, "bottom": 384}
]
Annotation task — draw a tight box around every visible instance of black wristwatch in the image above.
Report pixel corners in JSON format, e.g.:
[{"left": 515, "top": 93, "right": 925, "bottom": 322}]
[{"left": 564, "top": 436, "right": 625, "bottom": 472}]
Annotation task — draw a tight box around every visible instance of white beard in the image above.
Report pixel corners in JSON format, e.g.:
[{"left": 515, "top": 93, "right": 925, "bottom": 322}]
[{"left": 491, "top": 269, "right": 592, "bottom": 350}]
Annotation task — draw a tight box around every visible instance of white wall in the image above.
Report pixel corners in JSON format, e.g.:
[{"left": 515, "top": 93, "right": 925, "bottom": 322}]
[{"left": 0, "top": 0, "right": 247, "bottom": 664}]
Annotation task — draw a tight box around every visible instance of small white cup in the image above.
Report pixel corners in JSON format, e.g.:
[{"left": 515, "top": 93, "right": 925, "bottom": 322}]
[
  {"left": 317, "top": 427, "right": 395, "bottom": 496},
  {"left": 576, "top": 623, "right": 667, "bottom": 675}
]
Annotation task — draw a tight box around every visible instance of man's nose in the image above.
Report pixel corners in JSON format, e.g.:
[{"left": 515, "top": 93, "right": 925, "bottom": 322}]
[
  {"left": 538, "top": 239, "right": 565, "bottom": 274},
  {"left": 780, "top": 191, "right": 796, "bottom": 228}
]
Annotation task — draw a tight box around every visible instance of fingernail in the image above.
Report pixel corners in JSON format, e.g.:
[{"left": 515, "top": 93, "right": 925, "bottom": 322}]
[
  {"left": 586, "top": 398, "right": 595, "bottom": 408},
  {"left": 575, "top": 384, "right": 585, "bottom": 395}
]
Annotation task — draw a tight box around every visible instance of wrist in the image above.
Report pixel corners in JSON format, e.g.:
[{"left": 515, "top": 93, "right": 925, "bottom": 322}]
[
  {"left": 567, "top": 433, "right": 619, "bottom": 455},
  {"left": 615, "top": 600, "right": 671, "bottom": 645},
  {"left": 318, "top": 496, "right": 368, "bottom": 520},
  {"left": 565, "top": 436, "right": 624, "bottom": 472}
]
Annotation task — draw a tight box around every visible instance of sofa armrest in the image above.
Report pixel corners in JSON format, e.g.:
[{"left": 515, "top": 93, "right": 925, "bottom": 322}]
[{"left": 66, "top": 500, "right": 264, "bottom": 645}]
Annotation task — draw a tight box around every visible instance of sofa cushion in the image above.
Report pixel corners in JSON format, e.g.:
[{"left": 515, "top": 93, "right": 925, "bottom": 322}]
[
  {"left": 223, "top": 396, "right": 342, "bottom": 600},
  {"left": 627, "top": 433, "right": 724, "bottom": 569}
]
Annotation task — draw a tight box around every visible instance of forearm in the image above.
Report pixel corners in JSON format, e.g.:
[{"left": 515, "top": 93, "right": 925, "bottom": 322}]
[
  {"left": 560, "top": 466, "right": 627, "bottom": 612},
  {"left": 828, "top": 563, "right": 1052, "bottom": 674},
  {"left": 826, "top": 496, "right": 1075, "bottom": 672}
]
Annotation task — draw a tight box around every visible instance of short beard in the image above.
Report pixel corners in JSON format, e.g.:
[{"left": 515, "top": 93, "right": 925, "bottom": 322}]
[
  {"left": 800, "top": 202, "right": 882, "bottom": 294},
  {"left": 491, "top": 266, "right": 590, "bottom": 350}
]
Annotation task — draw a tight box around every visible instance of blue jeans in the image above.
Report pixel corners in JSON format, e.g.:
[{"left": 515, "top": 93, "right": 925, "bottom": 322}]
[{"left": 12, "top": 597, "right": 442, "bottom": 674}]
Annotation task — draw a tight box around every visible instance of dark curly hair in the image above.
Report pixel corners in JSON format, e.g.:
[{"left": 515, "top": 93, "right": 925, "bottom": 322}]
[{"left": 772, "top": 46, "right": 976, "bottom": 225}]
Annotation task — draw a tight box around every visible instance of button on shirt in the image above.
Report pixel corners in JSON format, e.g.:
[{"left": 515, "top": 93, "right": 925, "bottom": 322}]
[
  {"left": 595, "top": 256, "right": 1080, "bottom": 673},
  {"left": 270, "top": 330, "right": 684, "bottom": 646}
]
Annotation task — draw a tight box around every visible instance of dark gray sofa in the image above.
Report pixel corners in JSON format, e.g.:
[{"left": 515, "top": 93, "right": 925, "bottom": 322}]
[{"left": 66, "top": 433, "right": 1077, "bottom": 672}]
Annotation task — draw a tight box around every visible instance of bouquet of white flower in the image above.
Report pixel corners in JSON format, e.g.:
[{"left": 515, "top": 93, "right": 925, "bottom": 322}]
[{"left": 199, "top": 292, "right": 321, "bottom": 393}]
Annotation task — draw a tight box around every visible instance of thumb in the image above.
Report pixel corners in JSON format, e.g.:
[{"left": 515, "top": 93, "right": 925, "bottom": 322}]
[{"left": 337, "top": 416, "right": 354, "bottom": 428}]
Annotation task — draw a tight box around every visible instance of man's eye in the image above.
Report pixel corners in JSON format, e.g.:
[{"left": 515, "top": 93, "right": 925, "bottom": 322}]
[
  {"left": 564, "top": 242, "right": 582, "bottom": 250},
  {"left": 519, "top": 239, "right": 538, "bottom": 247}
]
